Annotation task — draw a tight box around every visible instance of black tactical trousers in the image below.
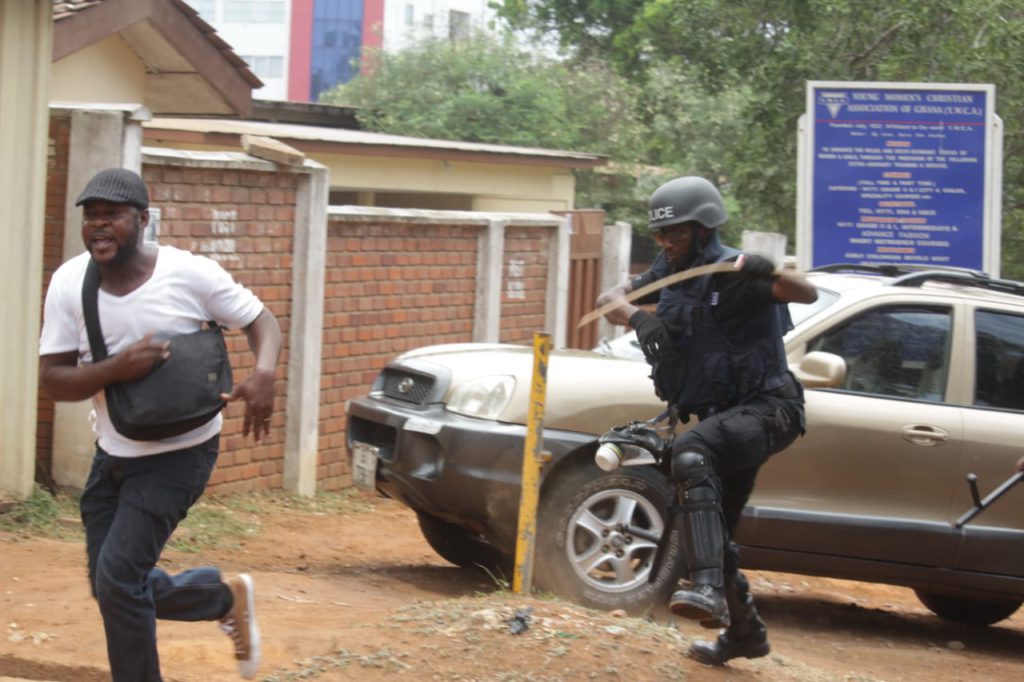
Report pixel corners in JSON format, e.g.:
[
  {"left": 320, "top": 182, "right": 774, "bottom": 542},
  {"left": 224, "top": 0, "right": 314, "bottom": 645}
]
[{"left": 672, "top": 373, "right": 806, "bottom": 573}]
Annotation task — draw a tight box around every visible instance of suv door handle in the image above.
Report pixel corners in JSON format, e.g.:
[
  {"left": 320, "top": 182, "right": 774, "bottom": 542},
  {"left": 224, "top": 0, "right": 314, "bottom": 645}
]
[{"left": 902, "top": 425, "right": 950, "bottom": 447}]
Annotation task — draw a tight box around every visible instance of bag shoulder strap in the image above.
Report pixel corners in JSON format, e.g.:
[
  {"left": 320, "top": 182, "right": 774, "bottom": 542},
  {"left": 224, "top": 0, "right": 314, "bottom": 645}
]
[
  {"left": 81, "top": 257, "right": 223, "bottom": 357},
  {"left": 81, "top": 259, "right": 109, "bottom": 362}
]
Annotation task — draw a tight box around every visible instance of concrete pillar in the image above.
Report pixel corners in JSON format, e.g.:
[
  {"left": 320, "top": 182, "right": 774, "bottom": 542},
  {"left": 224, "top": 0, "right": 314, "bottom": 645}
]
[
  {"left": 284, "top": 162, "right": 329, "bottom": 496},
  {"left": 0, "top": 0, "right": 51, "bottom": 500},
  {"left": 52, "top": 107, "right": 148, "bottom": 491},
  {"left": 599, "top": 220, "right": 633, "bottom": 343},
  {"left": 473, "top": 220, "right": 505, "bottom": 343},
  {"left": 546, "top": 215, "right": 571, "bottom": 348}
]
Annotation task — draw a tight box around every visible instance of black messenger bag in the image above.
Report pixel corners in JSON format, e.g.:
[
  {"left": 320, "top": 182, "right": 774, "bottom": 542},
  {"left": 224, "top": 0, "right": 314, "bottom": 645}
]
[{"left": 81, "top": 259, "right": 233, "bottom": 441}]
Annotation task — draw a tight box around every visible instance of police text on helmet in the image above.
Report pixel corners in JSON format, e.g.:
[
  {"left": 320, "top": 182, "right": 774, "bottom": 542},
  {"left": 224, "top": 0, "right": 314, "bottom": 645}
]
[{"left": 650, "top": 206, "right": 675, "bottom": 223}]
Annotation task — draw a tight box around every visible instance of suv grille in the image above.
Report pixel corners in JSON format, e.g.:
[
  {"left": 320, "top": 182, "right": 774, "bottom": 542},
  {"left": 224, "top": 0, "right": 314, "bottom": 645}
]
[{"left": 380, "top": 369, "right": 435, "bottom": 404}]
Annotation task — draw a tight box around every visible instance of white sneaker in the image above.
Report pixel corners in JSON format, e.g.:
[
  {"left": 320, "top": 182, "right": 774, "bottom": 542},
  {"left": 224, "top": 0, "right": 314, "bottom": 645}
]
[{"left": 219, "top": 574, "right": 261, "bottom": 679}]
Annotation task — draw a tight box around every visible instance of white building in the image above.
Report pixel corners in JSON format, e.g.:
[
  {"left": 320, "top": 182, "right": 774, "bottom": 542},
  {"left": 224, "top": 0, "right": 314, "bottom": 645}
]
[
  {"left": 186, "top": 0, "right": 498, "bottom": 102},
  {"left": 186, "top": 0, "right": 292, "bottom": 101},
  {"left": 382, "top": 0, "right": 496, "bottom": 53}
]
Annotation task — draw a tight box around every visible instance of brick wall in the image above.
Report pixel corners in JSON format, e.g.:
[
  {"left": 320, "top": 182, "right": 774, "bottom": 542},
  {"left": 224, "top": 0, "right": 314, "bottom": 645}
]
[
  {"left": 141, "top": 163, "right": 297, "bottom": 494},
  {"left": 318, "top": 219, "right": 480, "bottom": 489},
  {"left": 35, "top": 114, "right": 72, "bottom": 484},
  {"left": 500, "top": 225, "right": 551, "bottom": 343}
]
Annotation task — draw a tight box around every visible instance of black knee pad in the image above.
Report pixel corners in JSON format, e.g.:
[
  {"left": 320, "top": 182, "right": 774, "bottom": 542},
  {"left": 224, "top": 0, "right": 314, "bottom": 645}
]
[{"left": 671, "top": 444, "right": 716, "bottom": 490}]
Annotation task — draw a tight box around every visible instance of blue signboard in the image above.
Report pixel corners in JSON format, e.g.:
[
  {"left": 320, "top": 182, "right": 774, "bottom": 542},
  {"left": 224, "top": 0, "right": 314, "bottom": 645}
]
[{"left": 802, "top": 82, "right": 997, "bottom": 272}]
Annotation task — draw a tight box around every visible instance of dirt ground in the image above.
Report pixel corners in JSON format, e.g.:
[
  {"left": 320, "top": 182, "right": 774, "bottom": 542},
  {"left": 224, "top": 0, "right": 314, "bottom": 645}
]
[{"left": 1, "top": 493, "right": 1022, "bottom": 682}]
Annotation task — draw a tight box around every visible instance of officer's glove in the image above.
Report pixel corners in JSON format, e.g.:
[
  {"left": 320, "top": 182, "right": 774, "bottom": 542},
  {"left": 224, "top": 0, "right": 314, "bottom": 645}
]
[
  {"left": 738, "top": 253, "right": 777, "bottom": 277},
  {"left": 629, "top": 310, "right": 675, "bottom": 363}
]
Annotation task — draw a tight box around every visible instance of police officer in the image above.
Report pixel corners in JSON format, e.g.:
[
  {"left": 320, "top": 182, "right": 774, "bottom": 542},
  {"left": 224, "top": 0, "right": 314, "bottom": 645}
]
[{"left": 597, "top": 176, "right": 817, "bottom": 664}]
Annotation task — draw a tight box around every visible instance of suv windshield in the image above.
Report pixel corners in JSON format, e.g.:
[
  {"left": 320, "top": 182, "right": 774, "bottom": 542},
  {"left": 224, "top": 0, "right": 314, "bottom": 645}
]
[{"left": 789, "top": 288, "right": 839, "bottom": 327}]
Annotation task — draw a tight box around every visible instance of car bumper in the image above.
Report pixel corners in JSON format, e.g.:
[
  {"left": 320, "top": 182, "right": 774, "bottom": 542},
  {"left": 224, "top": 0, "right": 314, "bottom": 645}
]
[{"left": 346, "top": 395, "right": 596, "bottom": 553}]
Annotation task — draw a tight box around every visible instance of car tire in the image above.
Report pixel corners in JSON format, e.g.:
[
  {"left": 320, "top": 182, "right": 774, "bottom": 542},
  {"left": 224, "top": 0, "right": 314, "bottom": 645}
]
[
  {"left": 914, "top": 589, "right": 1023, "bottom": 625},
  {"left": 534, "top": 463, "right": 684, "bottom": 616},
  {"left": 416, "top": 512, "right": 511, "bottom": 574}
]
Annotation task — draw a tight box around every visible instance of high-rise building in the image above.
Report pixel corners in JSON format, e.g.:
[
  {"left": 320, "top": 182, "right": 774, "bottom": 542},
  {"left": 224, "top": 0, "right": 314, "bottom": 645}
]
[{"left": 188, "top": 0, "right": 496, "bottom": 103}]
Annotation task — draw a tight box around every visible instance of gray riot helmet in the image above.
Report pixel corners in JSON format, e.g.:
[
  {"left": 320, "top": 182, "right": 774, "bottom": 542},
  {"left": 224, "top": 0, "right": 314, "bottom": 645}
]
[{"left": 648, "top": 176, "right": 728, "bottom": 231}]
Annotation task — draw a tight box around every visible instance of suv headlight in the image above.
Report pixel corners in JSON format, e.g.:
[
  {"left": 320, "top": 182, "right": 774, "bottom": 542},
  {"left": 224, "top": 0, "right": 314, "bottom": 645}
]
[{"left": 446, "top": 375, "right": 516, "bottom": 420}]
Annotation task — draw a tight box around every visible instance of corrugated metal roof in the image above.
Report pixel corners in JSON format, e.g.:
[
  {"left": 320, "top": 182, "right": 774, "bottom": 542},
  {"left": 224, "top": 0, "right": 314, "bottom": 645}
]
[{"left": 145, "top": 117, "right": 607, "bottom": 166}]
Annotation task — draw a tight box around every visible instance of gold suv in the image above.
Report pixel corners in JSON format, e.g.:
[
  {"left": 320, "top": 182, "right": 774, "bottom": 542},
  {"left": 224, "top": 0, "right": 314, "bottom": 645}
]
[{"left": 347, "top": 265, "right": 1024, "bottom": 625}]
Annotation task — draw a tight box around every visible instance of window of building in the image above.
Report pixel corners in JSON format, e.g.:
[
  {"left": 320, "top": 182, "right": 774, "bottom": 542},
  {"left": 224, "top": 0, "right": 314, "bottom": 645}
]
[
  {"left": 404, "top": 4, "right": 415, "bottom": 27},
  {"left": 240, "top": 55, "right": 284, "bottom": 79},
  {"left": 187, "top": 0, "right": 216, "bottom": 20},
  {"left": 224, "top": 0, "right": 285, "bottom": 23},
  {"left": 449, "top": 10, "right": 470, "bottom": 41},
  {"left": 423, "top": 13, "right": 434, "bottom": 29},
  {"left": 311, "top": 0, "right": 364, "bottom": 99}
]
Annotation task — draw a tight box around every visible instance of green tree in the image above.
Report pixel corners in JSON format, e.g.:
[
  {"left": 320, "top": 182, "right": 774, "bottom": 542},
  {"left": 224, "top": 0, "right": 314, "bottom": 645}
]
[
  {"left": 320, "top": 31, "right": 652, "bottom": 226},
  {"left": 500, "top": 0, "right": 1024, "bottom": 276}
]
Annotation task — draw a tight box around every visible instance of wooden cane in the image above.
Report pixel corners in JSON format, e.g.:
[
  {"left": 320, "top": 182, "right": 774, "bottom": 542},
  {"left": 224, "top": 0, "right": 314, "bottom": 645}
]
[{"left": 576, "top": 261, "right": 741, "bottom": 329}]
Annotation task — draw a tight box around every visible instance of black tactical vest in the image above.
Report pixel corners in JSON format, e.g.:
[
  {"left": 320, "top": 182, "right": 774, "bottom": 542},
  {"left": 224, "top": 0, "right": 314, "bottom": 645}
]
[{"left": 649, "top": 248, "right": 792, "bottom": 418}]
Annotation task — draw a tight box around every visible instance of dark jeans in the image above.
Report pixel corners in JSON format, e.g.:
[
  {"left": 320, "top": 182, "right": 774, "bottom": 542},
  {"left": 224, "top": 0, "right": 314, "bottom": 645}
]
[{"left": 80, "top": 435, "right": 233, "bottom": 682}]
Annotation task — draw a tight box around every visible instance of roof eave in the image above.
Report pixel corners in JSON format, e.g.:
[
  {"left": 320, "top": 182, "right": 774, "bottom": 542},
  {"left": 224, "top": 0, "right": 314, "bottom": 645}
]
[{"left": 142, "top": 126, "right": 608, "bottom": 170}]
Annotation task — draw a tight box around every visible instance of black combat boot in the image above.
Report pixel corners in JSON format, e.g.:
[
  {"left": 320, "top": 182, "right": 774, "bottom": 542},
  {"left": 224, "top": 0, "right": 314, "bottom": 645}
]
[
  {"left": 688, "top": 574, "right": 769, "bottom": 665},
  {"left": 667, "top": 449, "right": 729, "bottom": 627},
  {"left": 669, "top": 581, "right": 729, "bottom": 627}
]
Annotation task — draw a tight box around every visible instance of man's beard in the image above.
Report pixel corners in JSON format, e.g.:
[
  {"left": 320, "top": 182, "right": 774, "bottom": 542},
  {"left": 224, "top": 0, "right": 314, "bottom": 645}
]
[
  {"left": 668, "top": 226, "right": 702, "bottom": 271},
  {"left": 108, "top": 221, "right": 142, "bottom": 265}
]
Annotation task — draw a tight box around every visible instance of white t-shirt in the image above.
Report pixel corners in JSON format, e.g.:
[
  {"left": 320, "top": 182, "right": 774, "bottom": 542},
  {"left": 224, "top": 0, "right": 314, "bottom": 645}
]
[{"left": 39, "top": 246, "right": 264, "bottom": 457}]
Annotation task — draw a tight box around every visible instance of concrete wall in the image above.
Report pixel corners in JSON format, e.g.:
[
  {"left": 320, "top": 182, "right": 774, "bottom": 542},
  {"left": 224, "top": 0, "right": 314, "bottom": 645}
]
[{"left": 0, "top": 0, "right": 52, "bottom": 501}]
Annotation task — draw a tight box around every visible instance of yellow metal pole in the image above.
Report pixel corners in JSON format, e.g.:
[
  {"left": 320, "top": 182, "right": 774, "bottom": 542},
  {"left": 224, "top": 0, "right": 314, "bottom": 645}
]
[{"left": 513, "top": 332, "right": 551, "bottom": 594}]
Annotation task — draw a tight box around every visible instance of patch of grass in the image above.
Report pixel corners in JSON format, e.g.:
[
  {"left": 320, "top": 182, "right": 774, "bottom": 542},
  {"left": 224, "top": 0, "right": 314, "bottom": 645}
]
[
  {"left": 0, "top": 484, "right": 81, "bottom": 541},
  {"left": 169, "top": 502, "right": 258, "bottom": 553},
  {"left": 262, "top": 647, "right": 412, "bottom": 680},
  {"left": 478, "top": 563, "right": 512, "bottom": 591},
  {"left": 207, "top": 487, "right": 374, "bottom": 516},
  {"left": 1, "top": 484, "right": 373, "bottom": 553},
  {"left": 169, "top": 488, "right": 373, "bottom": 552}
]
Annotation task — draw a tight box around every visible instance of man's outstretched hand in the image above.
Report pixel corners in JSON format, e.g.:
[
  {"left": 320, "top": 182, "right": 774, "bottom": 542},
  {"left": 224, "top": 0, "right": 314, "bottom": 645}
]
[{"left": 221, "top": 368, "right": 276, "bottom": 442}]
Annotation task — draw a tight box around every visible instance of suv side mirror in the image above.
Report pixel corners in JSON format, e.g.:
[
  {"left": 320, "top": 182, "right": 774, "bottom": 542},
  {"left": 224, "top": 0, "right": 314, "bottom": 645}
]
[{"left": 794, "top": 351, "right": 847, "bottom": 388}]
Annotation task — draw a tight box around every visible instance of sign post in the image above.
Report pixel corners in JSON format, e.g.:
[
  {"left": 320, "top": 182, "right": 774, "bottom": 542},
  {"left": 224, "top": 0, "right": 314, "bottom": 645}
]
[
  {"left": 513, "top": 332, "right": 551, "bottom": 595},
  {"left": 797, "top": 82, "right": 1002, "bottom": 275}
]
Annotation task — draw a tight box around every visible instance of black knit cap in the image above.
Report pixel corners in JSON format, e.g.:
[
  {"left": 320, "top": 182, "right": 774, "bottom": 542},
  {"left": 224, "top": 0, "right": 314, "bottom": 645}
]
[{"left": 75, "top": 168, "right": 149, "bottom": 210}]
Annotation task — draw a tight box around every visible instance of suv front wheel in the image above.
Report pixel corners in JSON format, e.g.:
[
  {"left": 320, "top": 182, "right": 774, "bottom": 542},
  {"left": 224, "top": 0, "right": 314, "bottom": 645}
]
[
  {"left": 534, "top": 463, "right": 683, "bottom": 616},
  {"left": 914, "top": 589, "right": 1023, "bottom": 625}
]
